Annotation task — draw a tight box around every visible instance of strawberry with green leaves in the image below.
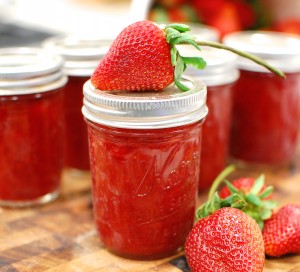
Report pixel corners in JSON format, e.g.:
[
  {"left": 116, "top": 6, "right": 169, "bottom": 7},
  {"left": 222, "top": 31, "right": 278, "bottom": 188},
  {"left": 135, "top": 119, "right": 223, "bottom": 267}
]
[
  {"left": 185, "top": 193, "right": 265, "bottom": 272},
  {"left": 263, "top": 204, "right": 300, "bottom": 257},
  {"left": 91, "top": 20, "right": 284, "bottom": 92},
  {"left": 91, "top": 20, "right": 206, "bottom": 91},
  {"left": 203, "top": 165, "right": 277, "bottom": 229},
  {"left": 217, "top": 169, "right": 278, "bottom": 229}
]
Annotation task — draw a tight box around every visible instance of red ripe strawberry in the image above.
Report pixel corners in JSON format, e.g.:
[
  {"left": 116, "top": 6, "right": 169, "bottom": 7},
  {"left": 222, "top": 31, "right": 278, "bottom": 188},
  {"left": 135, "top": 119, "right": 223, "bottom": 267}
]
[
  {"left": 263, "top": 204, "right": 300, "bottom": 257},
  {"left": 185, "top": 207, "right": 265, "bottom": 272},
  {"left": 216, "top": 167, "right": 277, "bottom": 229},
  {"left": 91, "top": 20, "right": 206, "bottom": 92}
]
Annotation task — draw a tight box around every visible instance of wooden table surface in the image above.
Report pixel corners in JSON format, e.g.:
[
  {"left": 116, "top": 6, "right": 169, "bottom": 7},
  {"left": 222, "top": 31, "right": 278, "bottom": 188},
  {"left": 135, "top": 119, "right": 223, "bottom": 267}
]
[{"left": 1, "top": 150, "right": 300, "bottom": 272}]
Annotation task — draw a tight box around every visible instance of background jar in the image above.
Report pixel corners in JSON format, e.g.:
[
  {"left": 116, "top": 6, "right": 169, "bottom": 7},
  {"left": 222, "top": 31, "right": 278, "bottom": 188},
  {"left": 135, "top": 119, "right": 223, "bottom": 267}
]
[
  {"left": 0, "top": 47, "right": 67, "bottom": 207},
  {"left": 178, "top": 45, "right": 239, "bottom": 191},
  {"left": 82, "top": 79, "right": 207, "bottom": 260},
  {"left": 42, "top": 36, "right": 112, "bottom": 172},
  {"left": 223, "top": 31, "right": 300, "bottom": 166}
]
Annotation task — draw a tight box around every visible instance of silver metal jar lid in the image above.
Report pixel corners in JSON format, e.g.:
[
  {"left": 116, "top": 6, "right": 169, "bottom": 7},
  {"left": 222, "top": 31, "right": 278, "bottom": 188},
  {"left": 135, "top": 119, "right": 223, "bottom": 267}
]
[
  {"left": 189, "top": 23, "right": 220, "bottom": 42},
  {"left": 178, "top": 45, "right": 239, "bottom": 86},
  {"left": 223, "top": 31, "right": 300, "bottom": 73},
  {"left": 0, "top": 47, "right": 67, "bottom": 96},
  {"left": 42, "top": 35, "right": 112, "bottom": 76},
  {"left": 82, "top": 78, "right": 208, "bottom": 129}
]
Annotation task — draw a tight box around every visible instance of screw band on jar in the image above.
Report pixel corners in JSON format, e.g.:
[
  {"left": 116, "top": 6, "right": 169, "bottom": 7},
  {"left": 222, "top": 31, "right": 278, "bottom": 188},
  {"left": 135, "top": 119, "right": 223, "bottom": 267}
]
[
  {"left": 0, "top": 47, "right": 67, "bottom": 95},
  {"left": 82, "top": 78, "right": 208, "bottom": 129}
]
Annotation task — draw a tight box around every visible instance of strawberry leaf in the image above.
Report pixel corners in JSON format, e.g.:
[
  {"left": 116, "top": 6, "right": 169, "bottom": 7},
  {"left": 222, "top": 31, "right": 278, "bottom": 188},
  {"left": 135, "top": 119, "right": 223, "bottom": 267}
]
[
  {"left": 250, "top": 174, "right": 265, "bottom": 195},
  {"left": 224, "top": 180, "right": 239, "bottom": 195},
  {"left": 175, "top": 80, "right": 189, "bottom": 92},
  {"left": 165, "top": 28, "right": 181, "bottom": 43},
  {"left": 165, "top": 23, "right": 191, "bottom": 33},
  {"left": 259, "top": 186, "right": 274, "bottom": 199},
  {"left": 170, "top": 47, "right": 177, "bottom": 66},
  {"left": 246, "top": 193, "right": 262, "bottom": 206},
  {"left": 181, "top": 56, "right": 206, "bottom": 70}
]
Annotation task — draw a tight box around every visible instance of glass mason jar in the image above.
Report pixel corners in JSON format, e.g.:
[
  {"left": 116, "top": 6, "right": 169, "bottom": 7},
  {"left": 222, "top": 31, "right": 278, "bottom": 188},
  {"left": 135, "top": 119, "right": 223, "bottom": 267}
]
[
  {"left": 82, "top": 79, "right": 207, "bottom": 260},
  {"left": 0, "top": 47, "right": 67, "bottom": 207},
  {"left": 223, "top": 31, "right": 300, "bottom": 166},
  {"left": 42, "top": 36, "right": 112, "bottom": 172},
  {"left": 179, "top": 45, "right": 239, "bottom": 191}
]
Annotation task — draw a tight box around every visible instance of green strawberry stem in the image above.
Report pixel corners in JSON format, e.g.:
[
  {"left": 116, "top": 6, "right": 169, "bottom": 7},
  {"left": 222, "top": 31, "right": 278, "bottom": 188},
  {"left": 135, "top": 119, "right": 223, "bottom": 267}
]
[
  {"left": 163, "top": 23, "right": 285, "bottom": 92},
  {"left": 197, "top": 164, "right": 278, "bottom": 229},
  {"left": 195, "top": 40, "right": 285, "bottom": 79},
  {"left": 208, "top": 164, "right": 236, "bottom": 200}
]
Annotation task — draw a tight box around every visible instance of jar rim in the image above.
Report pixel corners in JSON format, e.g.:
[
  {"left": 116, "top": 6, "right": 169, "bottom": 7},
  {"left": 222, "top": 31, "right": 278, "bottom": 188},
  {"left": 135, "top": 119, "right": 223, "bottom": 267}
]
[{"left": 82, "top": 78, "right": 208, "bottom": 129}]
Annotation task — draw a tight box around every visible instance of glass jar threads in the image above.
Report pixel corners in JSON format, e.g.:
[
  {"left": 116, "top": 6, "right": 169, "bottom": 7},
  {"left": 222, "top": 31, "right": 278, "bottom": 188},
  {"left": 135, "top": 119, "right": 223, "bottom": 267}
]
[
  {"left": 82, "top": 78, "right": 207, "bottom": 259},
  {"left": 0, "top": 47, "right": 67, "bottom": 207}
]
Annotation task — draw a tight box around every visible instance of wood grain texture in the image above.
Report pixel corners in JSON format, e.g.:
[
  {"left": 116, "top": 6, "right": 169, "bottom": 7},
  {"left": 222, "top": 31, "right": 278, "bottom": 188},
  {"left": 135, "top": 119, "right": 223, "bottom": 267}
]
[{"left": 0, "top": 155, "right": 300, "bottom": 272}]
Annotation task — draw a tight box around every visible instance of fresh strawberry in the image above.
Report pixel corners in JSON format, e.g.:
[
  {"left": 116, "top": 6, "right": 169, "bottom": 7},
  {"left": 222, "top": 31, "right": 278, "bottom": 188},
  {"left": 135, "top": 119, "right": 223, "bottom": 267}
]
[
  {"left": 263, "top": 204, "right": 300, "bottom": 257},
  {"left": 185, "top": 207, "right": 265, "bottom": 272},
  {"left": 215, "top": 166, "right": 277, "bottom": 229},
  {"left": 91, "top": 20, "right": 206, "bottom": 91}
]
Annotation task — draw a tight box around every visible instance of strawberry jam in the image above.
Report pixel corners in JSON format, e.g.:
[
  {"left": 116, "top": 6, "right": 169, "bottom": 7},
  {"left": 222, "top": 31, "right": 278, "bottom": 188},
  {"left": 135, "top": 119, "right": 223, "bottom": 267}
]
[
  {"left": 42, "top": 36, "right": 112, "bottom": 171},
  {"left": 82, "top": 79, "right": 207, "bottom": 259},
  {"left": 179, "top": 46, "right": 238, "bottom": 190},
  {"left": 223, "top": 31, "right": 300, "bottom": 165},
  {"left": 0, "top": 47, "right": 67, "bottom": 207}
]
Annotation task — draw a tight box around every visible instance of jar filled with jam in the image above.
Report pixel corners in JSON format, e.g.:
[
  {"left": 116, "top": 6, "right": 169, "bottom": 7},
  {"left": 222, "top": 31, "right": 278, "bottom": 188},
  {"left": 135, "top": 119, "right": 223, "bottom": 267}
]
[
  {"left": 0, "top": 47, "right": 67, "bottom": 207},
  {"left": 179, "top": 45, "right": 239, "bottom": 191},
  {"left": 43, "top": 36, "right": 112, "bottom": 172},
  {"left": 223, "top": 31, "right": 300, "bottom": 166},
  {"left": 82, "top": 79, "right": 207, "bottom": 260}
]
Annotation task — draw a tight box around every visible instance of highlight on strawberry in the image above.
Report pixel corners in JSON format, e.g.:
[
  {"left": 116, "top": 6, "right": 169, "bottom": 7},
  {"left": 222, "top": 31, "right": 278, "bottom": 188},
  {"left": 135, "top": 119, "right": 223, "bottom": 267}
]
[
  {"left": 263, "top": 204, "right": 300, "bottom": 257},
  {"left": 91, "top": 20, "right": 285, "bottom": 92},
  {"left": 185, "top": 203, "right": 265, "bottom": 272}
]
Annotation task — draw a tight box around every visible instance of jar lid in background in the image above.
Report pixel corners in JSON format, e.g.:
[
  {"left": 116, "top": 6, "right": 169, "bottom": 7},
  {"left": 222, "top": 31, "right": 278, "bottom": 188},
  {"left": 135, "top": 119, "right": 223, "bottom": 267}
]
[
  {"left": 42, "top": 35, "right": 112, "bottom": 76},
  {"left": 0, "top": 47, "right": 67, "bottom": 95},
  {"left": 223, "top": 31, "right": 300, "bottom": 73},
  {"left": 177, "top": 45, "right": 239, "bottom": 86},
  {"left": 82, "top": 78, "right": 208, "bottom": 129}
]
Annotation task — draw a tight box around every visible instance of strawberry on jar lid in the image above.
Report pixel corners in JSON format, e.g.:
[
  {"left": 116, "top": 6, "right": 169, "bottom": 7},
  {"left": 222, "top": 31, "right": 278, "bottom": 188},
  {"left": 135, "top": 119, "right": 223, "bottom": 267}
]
[
  {"left": 223, "top": 31, "right": 300, "bottom": 73},
  {"left": 82, "top": 78, "right": 207, "bottom": 129},
  {"left": 0, "top": 47, "right": 67, "bottom": 95},
  {"left": 42, "top": 35, "right": 112, "bottom": 76}
]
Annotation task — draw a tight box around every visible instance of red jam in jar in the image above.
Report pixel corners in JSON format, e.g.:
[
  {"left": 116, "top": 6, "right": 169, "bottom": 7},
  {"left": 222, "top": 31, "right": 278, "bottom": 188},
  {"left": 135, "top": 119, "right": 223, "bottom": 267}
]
[
  {"left": 0, "top": 47, "right": 67, "bottom": 207},
  {"left": 224, "top": 31, "right": 300, "bottom": 166},
  {"left": 179, "top": 46, "right": 238, "bottom": 190},
  {"left": 82, "top": 79, "right": 207, "bottom": 259},
  {"left": 43, "top": 37, "right": 112, "bottom": 171}
]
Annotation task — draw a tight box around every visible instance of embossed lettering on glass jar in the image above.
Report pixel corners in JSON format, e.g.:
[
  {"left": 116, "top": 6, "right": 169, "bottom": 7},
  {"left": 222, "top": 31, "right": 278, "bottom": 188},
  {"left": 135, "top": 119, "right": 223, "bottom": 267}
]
[
  {"left": 0, "top": 47, "right": 67, "bottom": 207},
  {"left": 82, "top": 79, "right": 207, "bottom": 260},
  {"left": 223, "top": 31, "right": 300, "bottom": 166},
  {"left": 43, "top": 36, "right": 112, "bottom": 172},
  {"left": 178, "top": 45, "right": 238, "bottom": 191}
]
